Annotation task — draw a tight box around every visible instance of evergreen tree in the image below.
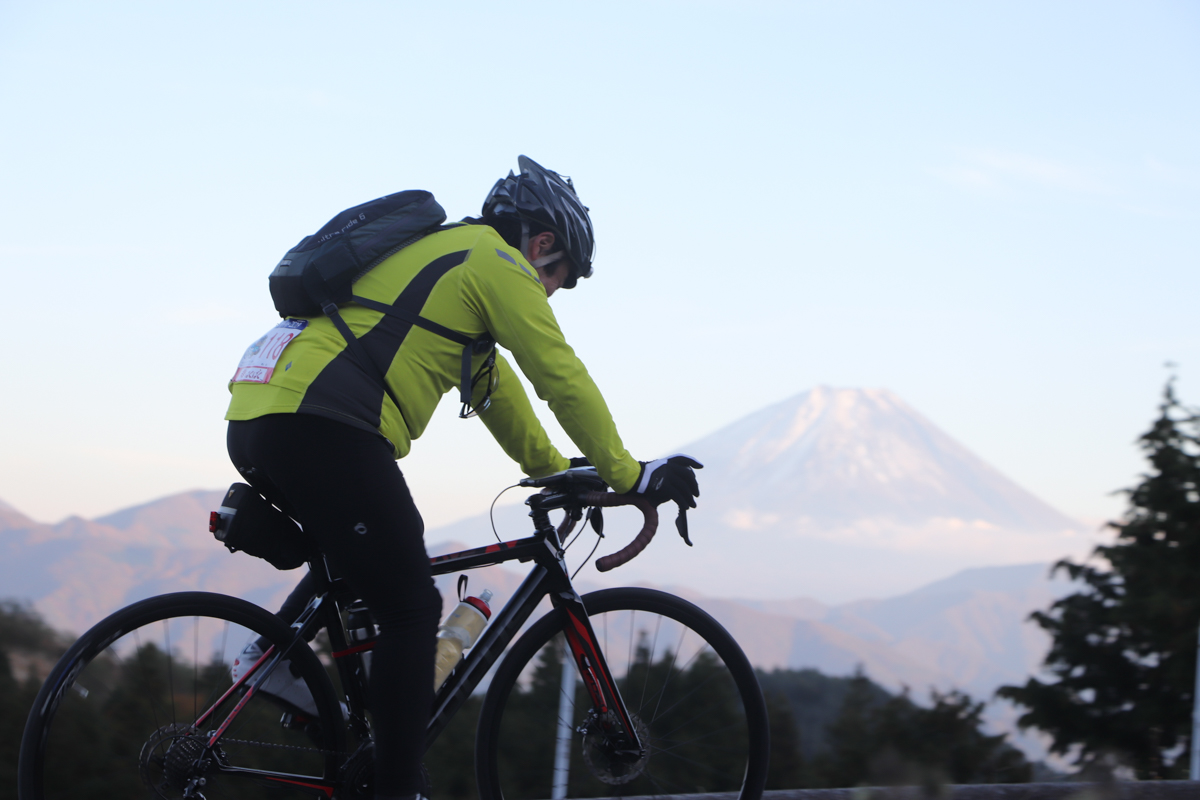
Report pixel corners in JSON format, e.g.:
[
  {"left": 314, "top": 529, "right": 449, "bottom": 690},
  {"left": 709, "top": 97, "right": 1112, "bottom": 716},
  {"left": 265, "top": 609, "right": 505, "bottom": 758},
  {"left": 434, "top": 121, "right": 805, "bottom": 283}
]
[
  {"left": 816, "top": 671, "right": 1031, "bottom": 788},
  {"left": 998, "top": 380, "right": 1200, "bottom": 778},
  {"left": 814, "top": 671, "right": 879, "bottom": 787},
  {"left": 0, "top": 600, "right": 72, "bottom": 800},
  {"left": 0, "top": 652, "right": 21, "bottom": 800},
  {"left": 764, "top": 690, "right": 806, "bottom": 788},
  {"left": 756, "top": 666, "right": 891, "bottom": 759}
]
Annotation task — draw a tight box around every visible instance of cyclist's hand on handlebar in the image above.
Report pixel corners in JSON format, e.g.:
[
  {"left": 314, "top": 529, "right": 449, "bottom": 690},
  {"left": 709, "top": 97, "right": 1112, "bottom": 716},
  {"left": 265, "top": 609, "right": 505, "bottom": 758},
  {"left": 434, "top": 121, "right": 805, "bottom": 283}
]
[
  {"left": 569, "top": 456, "right": 592, "bottom": 468},
  {"left": 626, "top": 454, "right": 703, "bottom": 510}
]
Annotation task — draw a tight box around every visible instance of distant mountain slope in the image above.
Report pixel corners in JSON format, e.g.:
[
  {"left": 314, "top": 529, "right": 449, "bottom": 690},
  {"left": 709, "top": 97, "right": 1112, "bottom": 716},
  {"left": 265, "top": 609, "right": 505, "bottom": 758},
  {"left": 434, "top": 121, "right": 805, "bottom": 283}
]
[
  {"left": 0, "top": 489, "right": 1073, "bottom": 699},
  {"left": 0, "top": 491, "right": 290, "bottom": 634},
  {"left": 0, "top": 493, "right": 534, "bottom": 636},
  {"left": 717, "top": 562, "right": 1073, "bottom": 697},
  {"left": 0, "top": 496, "right": 37, "bottom": 532},
  {"left": 94, "top": 489, "right": 227, "bottom": 546}
]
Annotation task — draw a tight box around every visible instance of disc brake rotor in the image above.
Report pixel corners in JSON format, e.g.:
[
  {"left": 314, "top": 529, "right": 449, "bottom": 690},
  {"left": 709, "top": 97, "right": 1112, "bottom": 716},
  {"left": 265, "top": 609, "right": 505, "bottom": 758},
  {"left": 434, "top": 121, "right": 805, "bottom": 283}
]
[{"left": 581, "top": 714, "right": 651, "bottom": 785}]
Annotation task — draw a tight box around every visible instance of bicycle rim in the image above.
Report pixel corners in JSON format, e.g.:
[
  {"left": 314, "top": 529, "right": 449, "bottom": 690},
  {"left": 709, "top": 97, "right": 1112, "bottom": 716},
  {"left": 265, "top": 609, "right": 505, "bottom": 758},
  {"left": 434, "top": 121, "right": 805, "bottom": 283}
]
[
  {"left": 19, "top": 592, "right": 344, "bottom": 800},
  {"left": 476, "top": 587, "right": 769, "bottom": 800}
]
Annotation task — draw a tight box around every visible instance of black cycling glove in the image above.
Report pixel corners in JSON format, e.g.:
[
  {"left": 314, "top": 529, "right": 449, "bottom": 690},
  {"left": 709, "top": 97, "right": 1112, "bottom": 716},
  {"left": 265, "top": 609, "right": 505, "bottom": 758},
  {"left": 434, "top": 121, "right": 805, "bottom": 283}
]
[
  {"left": 626, "top": 454, "right": 703, "bottom": 509},
  {"left": 568, "top": 456, "right": 592, "bottom": 468}
]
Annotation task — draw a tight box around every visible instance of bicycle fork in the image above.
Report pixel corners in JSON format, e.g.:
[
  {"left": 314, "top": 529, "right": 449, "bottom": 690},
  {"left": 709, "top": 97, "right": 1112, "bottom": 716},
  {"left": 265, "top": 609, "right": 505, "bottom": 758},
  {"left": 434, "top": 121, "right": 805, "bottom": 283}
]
[{"left": 548, "top": 571, "right": 645, "bottom": 760}]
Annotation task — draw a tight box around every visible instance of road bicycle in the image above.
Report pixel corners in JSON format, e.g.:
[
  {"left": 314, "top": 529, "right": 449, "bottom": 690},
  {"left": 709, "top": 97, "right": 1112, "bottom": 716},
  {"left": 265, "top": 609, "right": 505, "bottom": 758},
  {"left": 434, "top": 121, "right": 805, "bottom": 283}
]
[{"left": 19, "top": 467, "right": 770, "bottom": 800}]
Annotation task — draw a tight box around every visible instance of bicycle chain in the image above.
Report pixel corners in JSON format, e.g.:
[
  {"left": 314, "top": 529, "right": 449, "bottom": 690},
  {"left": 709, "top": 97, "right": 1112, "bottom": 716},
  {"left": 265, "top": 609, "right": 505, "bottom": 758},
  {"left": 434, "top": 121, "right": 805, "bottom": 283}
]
[{"left": 217, "top": 736, "right": 336, "bottom": 756}]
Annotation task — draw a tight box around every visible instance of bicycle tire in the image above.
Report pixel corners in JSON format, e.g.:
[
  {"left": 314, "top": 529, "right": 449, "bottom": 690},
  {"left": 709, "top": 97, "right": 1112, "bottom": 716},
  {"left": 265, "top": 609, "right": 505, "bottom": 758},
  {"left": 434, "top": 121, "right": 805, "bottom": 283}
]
[
  {"left": 18, "top": 591, "right": 346, "bottom": 800},
  {"left": 475, "top": 587, "right": 769, "bottom": 800}
]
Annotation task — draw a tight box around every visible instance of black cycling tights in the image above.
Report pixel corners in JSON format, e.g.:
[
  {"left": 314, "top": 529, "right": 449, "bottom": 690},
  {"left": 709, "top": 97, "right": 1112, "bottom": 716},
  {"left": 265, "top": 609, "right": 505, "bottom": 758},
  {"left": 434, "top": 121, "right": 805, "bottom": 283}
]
[{"left": 227, "top": 414, "right": 441, "bottom": 798}]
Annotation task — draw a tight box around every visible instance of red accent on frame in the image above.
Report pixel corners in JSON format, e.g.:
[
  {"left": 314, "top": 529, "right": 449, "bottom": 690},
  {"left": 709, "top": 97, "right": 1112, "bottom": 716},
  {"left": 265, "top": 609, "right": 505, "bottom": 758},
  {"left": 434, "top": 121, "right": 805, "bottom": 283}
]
[
  {"left": 194, "top": 644, "right": 275, "bottom": 728},
  {"left": 563, "top": 609, "right": 635, "bottom": 731},
  {"left": 256, "top": 775, "right": 335, "bottom": 797},
  {"left": 428, "top": 538, "right": 523, "bottom": 565},
  {"left": 331, "top": 641, "right": 376, "bottom": 658}
]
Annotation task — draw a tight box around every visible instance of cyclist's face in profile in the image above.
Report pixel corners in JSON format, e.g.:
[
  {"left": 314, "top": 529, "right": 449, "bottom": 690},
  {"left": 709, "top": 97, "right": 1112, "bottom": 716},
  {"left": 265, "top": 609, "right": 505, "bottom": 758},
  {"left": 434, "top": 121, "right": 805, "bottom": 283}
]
[
  {"left": 535, "top": 263, "right": 567, "bottom": 297},
  {"left": 525, "top": 231, "right": 567, "bottom": 298}
]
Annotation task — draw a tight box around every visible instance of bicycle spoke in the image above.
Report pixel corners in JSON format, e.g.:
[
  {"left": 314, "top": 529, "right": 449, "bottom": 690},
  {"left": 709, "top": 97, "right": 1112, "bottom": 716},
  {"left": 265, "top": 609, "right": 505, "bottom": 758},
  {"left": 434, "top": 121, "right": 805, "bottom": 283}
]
[
  {"left": 642, "top": 622, "right": 686, "bottom": 724},
  {"left": 193, "top": 617, "right": 200, "bottom": 721},
  {"left": 625, "top": 609, "right": 636, "bottom": 686},
  {"left": 651, "top": 724, "right": 750, "bottom": 756},
  {"left": 638, "top": 613, "right": 663, "bottom": 712},
  {"left": 164, "top": 619, "right": 176, "bottom": 727}
]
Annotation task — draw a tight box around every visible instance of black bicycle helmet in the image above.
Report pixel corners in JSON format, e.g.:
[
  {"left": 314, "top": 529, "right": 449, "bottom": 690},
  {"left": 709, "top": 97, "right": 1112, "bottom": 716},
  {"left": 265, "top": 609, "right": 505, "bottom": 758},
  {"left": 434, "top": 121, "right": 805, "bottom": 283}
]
[{"left": 482, "top": 155, "right": 595, "bottom": 288}]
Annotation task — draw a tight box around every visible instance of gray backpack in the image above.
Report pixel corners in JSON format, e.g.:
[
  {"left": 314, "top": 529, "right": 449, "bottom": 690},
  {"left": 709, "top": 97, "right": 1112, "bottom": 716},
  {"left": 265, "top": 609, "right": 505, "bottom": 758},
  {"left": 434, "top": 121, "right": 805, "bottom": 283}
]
[{"left": 268, "top": 190, "right": 495, "bottom": 417}]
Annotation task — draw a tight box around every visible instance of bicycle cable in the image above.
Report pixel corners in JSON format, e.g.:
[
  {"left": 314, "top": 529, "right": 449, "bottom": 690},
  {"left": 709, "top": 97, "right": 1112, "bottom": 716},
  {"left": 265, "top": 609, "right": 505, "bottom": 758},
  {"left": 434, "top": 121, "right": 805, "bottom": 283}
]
[
  {"left": 488, "top": 484, "right": 521, "bottom": 542},
  {"left": 563, "top": 520, "right": 586, "bottom": 552},
  {"left": 571, "top": 522, "right": 604, "bottom": 581}
]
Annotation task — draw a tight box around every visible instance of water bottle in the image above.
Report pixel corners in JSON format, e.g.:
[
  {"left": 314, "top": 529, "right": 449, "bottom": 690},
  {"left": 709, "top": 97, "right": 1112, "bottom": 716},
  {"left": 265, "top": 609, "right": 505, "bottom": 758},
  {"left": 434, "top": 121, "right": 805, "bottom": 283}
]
[
  {"left": 346, "top": 603, "right": 378, "bottom": 679},
  {"left": 433, "top": 589, "right": 493, "bottom": 690}
]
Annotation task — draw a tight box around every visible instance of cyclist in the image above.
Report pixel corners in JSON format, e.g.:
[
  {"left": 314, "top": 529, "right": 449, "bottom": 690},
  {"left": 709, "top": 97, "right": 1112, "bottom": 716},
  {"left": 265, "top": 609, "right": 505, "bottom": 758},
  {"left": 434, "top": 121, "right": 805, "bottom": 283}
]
[{"left": 223, "top": 156, "right": 701, "bottom": 800}]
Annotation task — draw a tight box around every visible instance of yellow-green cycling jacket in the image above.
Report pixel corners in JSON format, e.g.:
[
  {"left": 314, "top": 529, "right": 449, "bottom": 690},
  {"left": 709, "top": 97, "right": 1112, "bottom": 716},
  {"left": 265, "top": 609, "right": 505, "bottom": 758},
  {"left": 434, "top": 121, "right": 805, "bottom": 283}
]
[{"left": 226, "top": 223, "right": 641, "bottom": 494}]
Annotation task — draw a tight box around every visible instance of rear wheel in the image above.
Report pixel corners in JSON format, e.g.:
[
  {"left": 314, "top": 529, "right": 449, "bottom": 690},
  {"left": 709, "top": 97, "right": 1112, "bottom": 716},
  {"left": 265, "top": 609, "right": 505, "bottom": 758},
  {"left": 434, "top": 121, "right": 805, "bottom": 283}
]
[
  {"left": 475, "top": 587, "right": 769, "bottom": 800},
  {"left": 18, "top": 592, "right": 345, "bottom": 800}
]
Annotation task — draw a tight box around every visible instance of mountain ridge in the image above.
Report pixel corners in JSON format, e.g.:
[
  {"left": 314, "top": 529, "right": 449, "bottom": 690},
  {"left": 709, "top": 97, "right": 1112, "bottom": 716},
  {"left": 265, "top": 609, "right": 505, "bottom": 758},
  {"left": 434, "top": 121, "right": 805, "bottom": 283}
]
[{"left": 0, "top": 486, "right": 1073, "bottom": 696}]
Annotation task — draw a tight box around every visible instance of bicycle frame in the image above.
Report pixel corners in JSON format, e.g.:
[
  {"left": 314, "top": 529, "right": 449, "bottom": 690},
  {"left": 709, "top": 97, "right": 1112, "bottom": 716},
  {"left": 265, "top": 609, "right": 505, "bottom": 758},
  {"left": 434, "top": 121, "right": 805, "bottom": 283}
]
[{"left": 197, "top": 491, "right": 643, "bottom": 795}]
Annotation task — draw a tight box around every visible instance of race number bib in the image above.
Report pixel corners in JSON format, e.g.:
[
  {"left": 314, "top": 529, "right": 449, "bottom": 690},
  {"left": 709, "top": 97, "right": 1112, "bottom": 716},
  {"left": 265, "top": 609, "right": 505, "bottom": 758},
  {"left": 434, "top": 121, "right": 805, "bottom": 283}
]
[{"left": 231, "top": 319, "right": 308, "bottom": 384}]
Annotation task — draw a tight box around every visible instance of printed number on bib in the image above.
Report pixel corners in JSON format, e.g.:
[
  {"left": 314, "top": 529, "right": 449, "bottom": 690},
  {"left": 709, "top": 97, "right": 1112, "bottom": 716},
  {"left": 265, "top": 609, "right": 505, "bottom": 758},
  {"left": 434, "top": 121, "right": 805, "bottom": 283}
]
[{"left": 232, "top": 319, "right": 308, "bottom": 384}]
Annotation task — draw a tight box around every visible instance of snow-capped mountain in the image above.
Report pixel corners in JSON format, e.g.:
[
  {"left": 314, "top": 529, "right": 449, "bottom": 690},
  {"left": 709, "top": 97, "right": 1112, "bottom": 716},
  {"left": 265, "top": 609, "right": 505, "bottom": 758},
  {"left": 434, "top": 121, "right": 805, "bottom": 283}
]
[{"left": 690, "top": 386, "right": 1076, "bottom": 531}]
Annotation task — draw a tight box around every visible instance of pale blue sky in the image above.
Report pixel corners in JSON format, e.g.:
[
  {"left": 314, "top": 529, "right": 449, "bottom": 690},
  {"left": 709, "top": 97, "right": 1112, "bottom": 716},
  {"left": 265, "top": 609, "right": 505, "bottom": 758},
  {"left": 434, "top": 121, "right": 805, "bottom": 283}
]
[{"left": 1, "top": 1, "right": 1197, "bottom": 533}]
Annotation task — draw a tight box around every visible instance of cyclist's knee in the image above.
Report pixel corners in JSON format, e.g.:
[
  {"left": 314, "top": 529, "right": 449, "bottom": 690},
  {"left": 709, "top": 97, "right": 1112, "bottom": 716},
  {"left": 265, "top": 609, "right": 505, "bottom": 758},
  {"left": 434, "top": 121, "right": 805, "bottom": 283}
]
[{"left": 369, "top": 582, "right": 441, "bottom": 634}]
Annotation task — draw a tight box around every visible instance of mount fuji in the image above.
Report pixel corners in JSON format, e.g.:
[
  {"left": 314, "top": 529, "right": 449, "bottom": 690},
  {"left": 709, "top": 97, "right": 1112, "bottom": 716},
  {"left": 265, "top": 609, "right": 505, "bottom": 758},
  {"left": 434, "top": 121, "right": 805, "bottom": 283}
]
[{"left": 432, "top": 387, "right": 1090, "bottom": 602}]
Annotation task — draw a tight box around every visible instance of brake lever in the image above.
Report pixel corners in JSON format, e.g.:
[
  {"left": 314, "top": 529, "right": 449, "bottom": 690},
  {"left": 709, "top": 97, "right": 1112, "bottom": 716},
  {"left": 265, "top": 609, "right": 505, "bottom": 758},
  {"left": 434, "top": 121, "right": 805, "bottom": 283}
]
[
  {"left": 675, "top": 507, "right": 692, "bottom": 546},
  {"left": 588, "top": 506, "right": 605, "bottom": 537}
]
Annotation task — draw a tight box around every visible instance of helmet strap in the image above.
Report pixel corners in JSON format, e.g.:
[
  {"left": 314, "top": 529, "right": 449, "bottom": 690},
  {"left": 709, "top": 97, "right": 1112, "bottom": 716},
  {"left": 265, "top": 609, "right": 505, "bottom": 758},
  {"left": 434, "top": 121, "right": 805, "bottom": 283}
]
[{"left": 531, "top": 251, "right": 565, "bottom": 269}]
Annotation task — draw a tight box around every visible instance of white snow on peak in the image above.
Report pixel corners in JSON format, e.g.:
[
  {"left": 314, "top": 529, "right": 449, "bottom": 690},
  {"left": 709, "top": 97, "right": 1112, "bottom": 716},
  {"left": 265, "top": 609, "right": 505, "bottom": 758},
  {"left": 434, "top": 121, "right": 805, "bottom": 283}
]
[{"left": 681, "top": 386, "right": 1078, "bottom": 533}]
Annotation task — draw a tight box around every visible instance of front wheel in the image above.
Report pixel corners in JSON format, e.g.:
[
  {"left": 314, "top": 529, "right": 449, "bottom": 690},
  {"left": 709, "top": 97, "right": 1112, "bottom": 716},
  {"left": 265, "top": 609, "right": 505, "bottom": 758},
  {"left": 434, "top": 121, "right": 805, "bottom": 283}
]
[
  {"left": 475, "top": 587, "right": 769, "bottom": 800},
  {"left": 18, "top": 592, "right": 345, "bottom": 800}
]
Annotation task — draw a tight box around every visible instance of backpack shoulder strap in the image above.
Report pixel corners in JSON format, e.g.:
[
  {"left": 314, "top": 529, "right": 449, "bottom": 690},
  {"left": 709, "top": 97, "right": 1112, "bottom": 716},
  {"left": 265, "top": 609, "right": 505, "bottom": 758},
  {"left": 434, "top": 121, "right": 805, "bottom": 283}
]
[
  {"left": 347, "top": 295, "right": 496, "bottom": 412},
  {"left": 320, "top": 303, "right": 408, "bottom": 417}
]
